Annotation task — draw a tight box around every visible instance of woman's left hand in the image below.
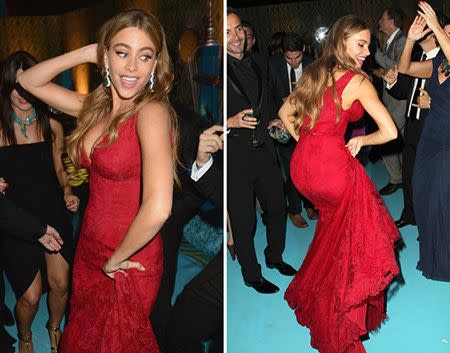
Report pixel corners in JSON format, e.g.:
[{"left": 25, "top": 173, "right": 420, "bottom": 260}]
[
  {"left": 102, "top": 258, "right": 145, "bottom": 279},
  {"left": 346, "top": 136, "right": 364, "bottom": 157},
  {"left": 418, "top": 2, "right": 441, "bottom": 34},
  {"left": 64, "top": 194, "right": 80, "bottom": 213},
  {"left": 415, "top": 87, "right": 431, "bottom": 109}
]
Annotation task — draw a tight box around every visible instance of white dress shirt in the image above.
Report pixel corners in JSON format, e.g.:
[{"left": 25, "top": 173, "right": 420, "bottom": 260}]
[
  {"left": 191, "top": 155, "right": 213, "bottom": 181},
  {"left": 385, "top": 28, "right": 400, "bottom": 51}
]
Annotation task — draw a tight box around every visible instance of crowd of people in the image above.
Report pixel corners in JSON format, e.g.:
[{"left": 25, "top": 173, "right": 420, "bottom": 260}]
[
  {"left": 0, "top": 8, "right": 223, "bottom": 353},
  {"left": 227, "top": 1, "right": 449, "bottom": 353},
  {"left": 0, "top": 1, "right": 449, "bottom": 353}
]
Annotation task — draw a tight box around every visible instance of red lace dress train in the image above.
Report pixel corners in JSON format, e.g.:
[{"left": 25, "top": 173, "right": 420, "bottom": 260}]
[
  {"left": 60, "top": 114, "right": 163, "bottom": 353},
  {"left": 285, "top": 71, "right": 400, "bottom": 353}
]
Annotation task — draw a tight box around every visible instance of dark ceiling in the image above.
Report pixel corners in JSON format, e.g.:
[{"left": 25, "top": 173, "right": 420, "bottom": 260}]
[
  {"left": 4, "top": 0, "right": 95, "bottom": 16},
  {"left": 228, "top": 0, "right": 314, "bottom": 8}
]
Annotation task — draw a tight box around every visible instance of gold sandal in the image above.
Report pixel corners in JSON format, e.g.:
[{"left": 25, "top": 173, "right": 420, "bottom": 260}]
[
  {"left": 18, "top": 334, "right": 33, "bottom": 353},
  {"left": 46, "top": 321, "right": 61, "bottom": 353}
]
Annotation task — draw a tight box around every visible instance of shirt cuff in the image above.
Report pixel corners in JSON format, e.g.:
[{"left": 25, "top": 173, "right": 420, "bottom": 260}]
[
  {"left": 191, "top": 156, "right": 213, "bottom": 181},
  {"left": 386, "top": 80, "right": 397, "bottom": 90}
]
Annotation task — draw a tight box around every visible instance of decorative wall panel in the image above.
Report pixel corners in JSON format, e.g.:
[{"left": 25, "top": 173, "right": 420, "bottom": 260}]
[
  {"left": 0, "top": 0, "right": 223, "bottom": 108},
  {"left": 238, "top": 0, "right": 449, "bottom": 55}
]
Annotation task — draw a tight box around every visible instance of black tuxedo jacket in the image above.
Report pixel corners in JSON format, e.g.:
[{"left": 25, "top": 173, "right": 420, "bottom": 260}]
[
  {"left": 184, "top": 160, "right": 223, "bottom": 306},
  {"left": 0, "top": 194, "right": 45, "bottom": 241},
  {"left": 387, "top": 46, "right": 427, "bottom": 119},
  {"left": 227, "top": 53, "right": 277, "bottom": 146},
  {"left": 268, "top": 52, "right": 314, "bottom": 109}
]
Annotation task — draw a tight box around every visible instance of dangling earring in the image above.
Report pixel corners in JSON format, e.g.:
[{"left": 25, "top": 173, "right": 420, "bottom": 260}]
[
  {"left": 103, "top": 66, "right": 111, "bottom": 88},
  {"left": 149, "top": 72, "right": 156, "bottom": 92}
]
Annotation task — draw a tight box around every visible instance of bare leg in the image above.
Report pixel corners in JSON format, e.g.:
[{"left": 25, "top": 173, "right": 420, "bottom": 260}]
[
  {"left": 45, "top": 252, "right": 69, "bottom": 351},
  {"left": 15, "top": 271, "right": 42, "bottom": 353}
]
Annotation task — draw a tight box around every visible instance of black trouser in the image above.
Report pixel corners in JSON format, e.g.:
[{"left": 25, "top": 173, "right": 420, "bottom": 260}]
[
  {"left": 276, "top": 139, "right": 314, "bottom": 214},
  {"left": 166, "top": 250, "right": 223, "bottom": 353},
  {"left": 228, "top": 138, "right": 286, "bottom": 282},
  {"left": 401, "top": 116, "right": 425, "bottom": 223},
  {"left": 151, "top": 188, "right": 205, "bottom": 353}
]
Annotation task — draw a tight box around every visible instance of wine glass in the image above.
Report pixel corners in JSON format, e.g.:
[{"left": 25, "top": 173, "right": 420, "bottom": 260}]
[
  {"left": 247, "top": 108, "right": 263, "bottom": 148},
  {"left": 269, "top": 124, "right": 291, "bottom": 144}
]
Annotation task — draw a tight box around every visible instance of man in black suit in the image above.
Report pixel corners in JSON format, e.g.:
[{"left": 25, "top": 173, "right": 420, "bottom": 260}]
[
  {"left": 268, "top": 32, "right": 317, "bottom": 228},
  {"left": 383, "top": 31, "right": 440, "bottom": 228},
  {"left": 0, "top": 192, "right": 62, "bottom": 353},
  {"left": 227, "top": 8, "right": 296, "bottom": 295},
  {"left": 166, "top": 125, "right": 223, "bottom": 353}
]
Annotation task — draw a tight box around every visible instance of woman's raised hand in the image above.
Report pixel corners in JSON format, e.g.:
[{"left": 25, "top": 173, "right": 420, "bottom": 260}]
[
  {"left": 407, "top": 15, "right": 431, "bottom": 41},
  {"left": 418, "top": 2, "right": 441, "bottom": 34}
]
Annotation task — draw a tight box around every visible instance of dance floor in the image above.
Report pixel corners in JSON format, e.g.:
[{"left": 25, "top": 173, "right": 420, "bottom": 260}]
[{"left": 227, "top": 161, "right": 450, "bottom": 353}]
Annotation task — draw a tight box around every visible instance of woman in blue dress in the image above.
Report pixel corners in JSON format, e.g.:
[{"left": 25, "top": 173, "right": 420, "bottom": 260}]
[{"left": 398, "top": 3, "right": 450, "bottom": 281}]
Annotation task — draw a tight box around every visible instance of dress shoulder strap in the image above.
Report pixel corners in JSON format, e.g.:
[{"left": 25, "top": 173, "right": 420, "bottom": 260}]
[{"left": 336, "top": 70, "right": 356, "bottom": 90}]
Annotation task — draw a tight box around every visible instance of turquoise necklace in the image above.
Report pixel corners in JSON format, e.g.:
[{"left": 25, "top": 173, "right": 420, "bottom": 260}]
[
  {"left": 10, "top": 108, "right": 37, "bottom": 138},
  {"left": 439, "top": 58, "right": 450, "bottom": 77}
]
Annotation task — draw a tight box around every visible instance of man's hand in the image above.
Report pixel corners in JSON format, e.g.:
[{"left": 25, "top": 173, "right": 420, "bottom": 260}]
[
  {"left": 267, "top": 118, "right": 286, "bottom": 130},
  {"left": 196, "top": 125, "right": 224, "bottom": 167},
  {"left": 382, "top": 65, "right": 398, "bottom": 85},
  {"left": 372, "top": 67, "right": 386, "bottom": 79},
  {"left": 227, "top": 109, "right": 257, "bottom": 129},
  {"left": 38, "top": 225, "right": 64, "bottom": 251}
]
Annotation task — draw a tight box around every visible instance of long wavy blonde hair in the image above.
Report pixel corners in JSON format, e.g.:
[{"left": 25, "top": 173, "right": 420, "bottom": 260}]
[
  {"left": 290, "top": 15, "right": 370, "bottom": 133},
  {"left": 66, "top": 9, "right": 180, "bottom": 183}
]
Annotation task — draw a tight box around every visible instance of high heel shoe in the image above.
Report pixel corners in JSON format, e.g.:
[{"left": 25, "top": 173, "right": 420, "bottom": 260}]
[
  {"left": 18, "top": 333, "right": 33, "bottom": 353},
  {"left": 227, "top": 244, "right": 236, "bottom": 261},
  {"left": 46, "top": 321, "right": 61, "bottom": 353}
]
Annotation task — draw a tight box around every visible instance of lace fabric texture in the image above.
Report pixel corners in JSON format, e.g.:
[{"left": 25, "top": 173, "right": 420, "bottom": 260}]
[
  {"left": 286, "top": 71, "right": 400, "bottom": 353},
  {"left": 59, "top": 114, "right": 163, "bottom": 353}
]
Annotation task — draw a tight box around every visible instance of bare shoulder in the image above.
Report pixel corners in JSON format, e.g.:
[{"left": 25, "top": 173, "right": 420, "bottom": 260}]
[
  {"left": 348, "top": 73, "right": 369, "bottom": 88},
  {"left": 138, "top": 101, "right": 171, "bottom": 124},
  {"left": 344, "top": 73, "right": 373, "bottom": 98}
]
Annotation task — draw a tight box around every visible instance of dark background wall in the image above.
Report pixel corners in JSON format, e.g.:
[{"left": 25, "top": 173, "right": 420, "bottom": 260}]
[
  {"left": 231, "top": 0, "right": 449, "bottom": 55},
  {"left": 0, "top": 0, "right": 223, "bottom": 106}
]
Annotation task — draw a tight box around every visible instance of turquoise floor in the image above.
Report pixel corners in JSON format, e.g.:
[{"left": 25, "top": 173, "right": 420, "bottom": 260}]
[{"left": 227, "top": 161, "right": 450, "bottom": 353}]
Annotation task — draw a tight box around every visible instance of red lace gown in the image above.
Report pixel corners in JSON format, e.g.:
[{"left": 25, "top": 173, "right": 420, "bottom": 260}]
[
  {"left": 285, "top": 71, "right": 400, "bottom": 353},
  {"left": 60, "top": 113, "right": 163, "bottom": 353}
]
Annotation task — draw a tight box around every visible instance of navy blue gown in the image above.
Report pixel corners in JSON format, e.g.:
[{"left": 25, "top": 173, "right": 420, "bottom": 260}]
[{"left": 413, "top": 51, "right": 450, "bottom": 281}]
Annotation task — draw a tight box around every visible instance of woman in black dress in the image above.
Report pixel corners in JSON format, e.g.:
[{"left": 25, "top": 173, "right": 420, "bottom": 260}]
[{"left": 0, "top": 51, "right": 78, "bottom": 353}]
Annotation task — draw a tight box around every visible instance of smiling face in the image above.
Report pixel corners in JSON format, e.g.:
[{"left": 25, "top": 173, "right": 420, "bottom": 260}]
[
  {"left": 104, "top": 26, "right": 157, "bottom": 101},
  {"left": 344, "top": 29, "right": 371, "bottom": 68},
  {"left": 10, "top": 68, "right": 32, "bottom": 114},
  {"left": 227, "top": 13, "right": 246, "bottom": 59}
]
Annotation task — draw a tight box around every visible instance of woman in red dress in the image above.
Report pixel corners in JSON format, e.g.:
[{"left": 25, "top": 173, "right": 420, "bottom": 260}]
[
  {"left": 18, "top": 10, "right": 177, "bottom": 353},
  {"left": 279, "top": 15, "right": 401, "bottom": 353}
]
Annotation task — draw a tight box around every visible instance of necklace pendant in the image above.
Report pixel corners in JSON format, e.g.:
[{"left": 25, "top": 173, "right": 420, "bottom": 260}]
[{"left": 21, "top": 126, "right": 28, "bottom": 138}]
